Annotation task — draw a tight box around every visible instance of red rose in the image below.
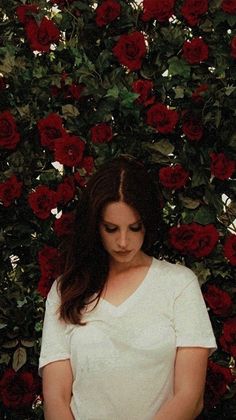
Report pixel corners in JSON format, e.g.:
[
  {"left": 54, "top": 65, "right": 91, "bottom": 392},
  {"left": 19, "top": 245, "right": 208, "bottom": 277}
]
[
  {"left": 204, "top": 361, "right": 233, "bottom": 408},
  {"left": 203, "top": 285, "right": 233, "bottom": 317},
  {"left": 0, "top": 111, "right": 20, "bottom": 149},
  {"left": 38, "top": 245, "right": 63, "bottom": 276},
  {"left": 169, "top": 223, "right": 219, "bottom": 258},
  {"left": 74, "top": 172, "right": 88, "bottom": 188},
  {"left": 159, "top": 164, "right": 189, "bottom": 190},
  {"left": 37, "top": 113, "right": 67, "bottom": 151},
  {"left": 146, "top": 103, "right": 179, "bottom": 134},
  {"left": 132, "top": 79, "right": 155, "bottom": 106},
  {"left": 0, "top": 175, "right": 23, "bottom": 207},
  {"left": 168, "top": 223, "right": 197, "bottom": 253},
  {"left": 65, "top": 83, "right": 84, "bottom": 100},
  {"left": 113, "top": 31, "right": 147, "bottom": 71},
  {"left": 16, "top": 4, "right": 39, "bottom": 25},
  {"left": 181, "top": 0, "right": 208, "bottom": 26},
  {"left": 90, "top": 123, "right": 113, "bottom": 144},
  {"left": 25, "top": 17, "right": 60, "bottom": 52},
  {"left": 28, "top": 185, "right": 58, "bottom": 219},
  {"left": 54, "top": 134, "right": 85, "bottom": 167},
  {"left": 221, "top": 0, "right": 236, "bottom": 14},
  {"left": 182, "top": 113, "right": 203, "bottom": 141},
  {"left": 56, "top": 176, "right": 76, "bottom": 204},
  {"left": 0, "top": 76, "right": 7, "bottom": 90},
  {"left": 54, "top": 211, "right": 76, "bottom": 237},
  {"left": 219, "top": 317, "right": 236, "bottom": 357},
  {"left": 95, "top": 0, "right": 121, "bottom": 27},
  {"left": 224, "top": 234, "right": 236, "bottom": 265},
  {"left": 141, "top": 0, "right": 175, "bottom": 22},
  {"left": 0, "top": 368, "right": 40, "bottom": 410},
  {"left": 182, "top": 37, "right": 209, "bottom": 64},
  {"left": 230, "top": 35, "right": 236, "bottom": 58},
  {"left": 192, "top": 83, "right": 208, "bottom": 102},
  {"left": 81, "top": 156, "right": 94, "bottom": 175},
  {"left": 189, "top": 223, "right": 219, "bottom": 258},
  {"left": 210, "top": 152, "right": 235, "bottom": 180},
  {"left": 37, "top": 272, "right": 55, "bottom": 297}
]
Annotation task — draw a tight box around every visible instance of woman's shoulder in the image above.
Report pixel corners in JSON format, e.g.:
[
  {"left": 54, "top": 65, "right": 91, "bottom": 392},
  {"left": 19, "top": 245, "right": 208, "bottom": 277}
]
[
  {"left": 46, "top": 277, "right": 62, "bottom": 305},
  {"left": 152, "top": 257, "right": 197, "bottom": 290}
]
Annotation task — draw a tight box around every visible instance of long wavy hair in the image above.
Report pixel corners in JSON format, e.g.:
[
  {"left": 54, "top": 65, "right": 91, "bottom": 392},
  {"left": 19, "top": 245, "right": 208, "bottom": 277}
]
[{"left": 58, "top": 157, "right": 162, "bottom": 325}]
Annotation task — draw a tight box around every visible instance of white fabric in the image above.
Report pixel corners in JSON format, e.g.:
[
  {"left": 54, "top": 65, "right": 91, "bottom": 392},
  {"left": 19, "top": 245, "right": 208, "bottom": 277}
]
[{"left": 39, "top": 257, "right": 217, "bottom": 420}]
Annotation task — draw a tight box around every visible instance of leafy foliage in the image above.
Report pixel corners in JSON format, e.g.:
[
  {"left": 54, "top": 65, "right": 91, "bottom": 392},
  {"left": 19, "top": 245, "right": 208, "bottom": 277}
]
[{"left": 0, "top": 0, "right": 236, "bottom": 418}]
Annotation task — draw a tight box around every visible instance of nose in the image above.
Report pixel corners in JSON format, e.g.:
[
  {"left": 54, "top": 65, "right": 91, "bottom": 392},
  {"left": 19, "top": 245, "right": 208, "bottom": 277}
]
[{"left": 117, "top": 230, "right": 129, "bottom": 249}]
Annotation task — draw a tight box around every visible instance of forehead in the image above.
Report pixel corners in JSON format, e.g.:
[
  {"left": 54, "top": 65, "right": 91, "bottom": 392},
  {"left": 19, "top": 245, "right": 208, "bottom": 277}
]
[{"left": 101, "top": 201, "right": 140, "bottom": 224}]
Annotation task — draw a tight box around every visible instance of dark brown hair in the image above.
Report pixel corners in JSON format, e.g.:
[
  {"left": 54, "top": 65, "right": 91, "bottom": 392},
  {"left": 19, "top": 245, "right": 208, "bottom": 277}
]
[{"left": 58, "top": 156, "right": 161, "bottom": 324}]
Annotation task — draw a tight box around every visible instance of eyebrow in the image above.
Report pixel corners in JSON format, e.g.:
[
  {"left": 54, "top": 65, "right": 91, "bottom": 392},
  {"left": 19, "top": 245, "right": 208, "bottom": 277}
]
[{"left": 101, "top": 219, "right": 142, "bottom": 227}]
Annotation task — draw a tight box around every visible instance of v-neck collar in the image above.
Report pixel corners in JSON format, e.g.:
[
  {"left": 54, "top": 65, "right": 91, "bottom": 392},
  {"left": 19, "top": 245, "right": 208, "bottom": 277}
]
[{"left": 99, "top": 257, "right": 155, "bottom": 316}]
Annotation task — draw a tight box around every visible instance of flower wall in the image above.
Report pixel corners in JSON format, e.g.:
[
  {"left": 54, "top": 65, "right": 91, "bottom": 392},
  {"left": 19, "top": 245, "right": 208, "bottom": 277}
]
[{"left": 0, "top": 0, "right": 236, "bottom": 418}]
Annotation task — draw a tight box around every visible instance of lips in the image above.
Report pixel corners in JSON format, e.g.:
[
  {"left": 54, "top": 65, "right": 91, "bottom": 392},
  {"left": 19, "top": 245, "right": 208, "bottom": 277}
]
[{"left": 114, "top": 250, "right": 131, "bottom": 255}]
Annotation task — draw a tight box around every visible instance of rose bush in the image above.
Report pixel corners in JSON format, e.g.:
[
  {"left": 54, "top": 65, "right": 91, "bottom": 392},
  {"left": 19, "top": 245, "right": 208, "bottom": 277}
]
[{"left": 0, "top": 0, "right": 236, "bottom": 418}]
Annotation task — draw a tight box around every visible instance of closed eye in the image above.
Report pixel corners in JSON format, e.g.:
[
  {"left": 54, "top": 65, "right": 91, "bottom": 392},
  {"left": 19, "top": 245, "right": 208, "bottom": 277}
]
[{"left": 103, "top": 224, "right": 143, "bottom": 233}]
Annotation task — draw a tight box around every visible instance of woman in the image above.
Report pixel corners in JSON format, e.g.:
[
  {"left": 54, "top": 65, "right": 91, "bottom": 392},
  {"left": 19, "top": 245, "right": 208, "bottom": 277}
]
[{"left": 39, "top": 157, "right": 217, "bottom": 420}]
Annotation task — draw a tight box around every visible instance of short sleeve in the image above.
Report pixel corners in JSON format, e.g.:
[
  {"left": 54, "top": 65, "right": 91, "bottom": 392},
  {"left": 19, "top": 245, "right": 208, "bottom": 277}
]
[
  {"left": 174, "top": 274, "right": 217, "bottom": 355},
  {"left": 38, "top": 281, "right": 70, "bottom": 375}
]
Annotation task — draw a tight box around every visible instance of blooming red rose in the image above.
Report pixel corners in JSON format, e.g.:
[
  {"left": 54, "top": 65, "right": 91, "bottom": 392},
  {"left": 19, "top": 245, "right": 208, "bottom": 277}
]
[
  {"left": 182, "top": 37, "right": 209, "bottom": 64},
  {"left": 182, "top": 113, "right": 203, "bottom": 141},
  {"left": 54, "top": 211, "right": 76, "bottom": 237},
  {"left": 203, "top": 285, "right": 233, "bottom": 317},
  {"left": 54, "top": 134, "right": 85, "bottom": 167},
  {"left": 146, "top": 103, "right": 179, "bottom": 134},
  {"left": 132, "top": 79, "right": 155, "bottom": 106},
  {"left": 169, "top": 223, "right": 219, "bottom": 258},
  {"left": 210, "top": 152, "right": 235, "bottom": 180},
  {"left": 204, "top": 361, "right": 233, "bottom": 408},
  {"left": 0, "top": 111, "right": 20, "bottom": 149},
  {"left": 0, "top": 368, "right": 40, "bottom": 410},
  {"left": 95, "top": 0, "right": 121, "bottom": 27},
  {"left": 230, "top": 36, "right": 236, "bottom": 58},
  {"left": 159, "top": 164, "right": 189, "bottom": 190},
  {"left": 221, "top": 0, "right": 236, "bottom": 14},
  {"left": 25, "top": 17, "right": 60, "bottom": 52},
  {"left": 181, "top": 0, "right": 208, "bottom": 26},
  {"left": 0, "top": 175, "right": 23, "bottom": 207},
  {"left": 65, "top": 83, "right": 84, "bottom": 100},
  {"left": 56, "top": 176, "right": 76, "bottom": 204},
  {"left": 37, "top": 113, "right": 67, "bottom": 151},
  {"left": 90, "top": 123, "right": 113, "bottom": 144},
  {"left": 16, "top": 4, "right": 39, "bottom": 25},
  {"left": 224, "top": 234, "right": 236, "bottom": 265},
  {"left": 0, "top": 76, "right": 6, "bottom": 90},
  {"left": 168, "top": 223, "right": 197, "bottom": 253},
  {"left": 141, "top": 0, "right": 175, "bottom": 22},
  {"left": 192, "top": 83, "right": 208, "bottom": 103},
  {"left": 28, "top": 185, "right": 58, "bottom": 219},
  {"left": 38, "top": 245, "right": 63, "bottom": 276},
  {"left": 219, "top": 317, "right": 236, "bottom": 357},
  {"left": 81, "top": 156, "right": 94, "bottom": 175},
  {"left": 113, "top": 31, "right": 147, "bottom": 71}
]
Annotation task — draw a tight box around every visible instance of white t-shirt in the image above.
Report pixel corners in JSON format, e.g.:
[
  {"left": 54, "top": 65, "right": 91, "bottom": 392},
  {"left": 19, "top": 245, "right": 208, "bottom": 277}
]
[{"left": 39, "top": 257, "right": 217, "bottom": 420}]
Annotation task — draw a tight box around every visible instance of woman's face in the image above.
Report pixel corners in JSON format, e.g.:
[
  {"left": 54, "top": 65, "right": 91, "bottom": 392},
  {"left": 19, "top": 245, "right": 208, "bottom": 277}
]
[{"left": 99, "top": 201, "right": 145, "bottom": 265}]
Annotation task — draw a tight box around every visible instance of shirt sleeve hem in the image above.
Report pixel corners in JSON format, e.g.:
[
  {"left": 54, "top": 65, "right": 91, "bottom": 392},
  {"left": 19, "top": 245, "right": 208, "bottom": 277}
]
[
  {"left": 38, "top": 353, "right": 70, "bottom": 376},
  {"left": 176, "top": 340, "right": 217, "bottom": 356}
]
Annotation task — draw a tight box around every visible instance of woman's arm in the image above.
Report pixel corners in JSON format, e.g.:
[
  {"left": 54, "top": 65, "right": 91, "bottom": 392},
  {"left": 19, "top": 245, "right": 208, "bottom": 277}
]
[
  {"left": 153, "top": 347, "right": 210, "bottom": 420},
  {"left": 42, "top": 359, "right": 75, "bottom": 420}
]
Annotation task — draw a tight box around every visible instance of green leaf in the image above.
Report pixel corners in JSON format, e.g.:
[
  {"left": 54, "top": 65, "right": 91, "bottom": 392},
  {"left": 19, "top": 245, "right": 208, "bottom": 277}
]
[
  {"left": 168, "top": 57, "right": 190, "bottom": 79},
  {"left": 13, "top": 347, "right": 27, "bottom": 372},
  {"left": 193, "top": 206, "right": 216, "bottom": 224},
  {"left": 191, "top": 171, "right": 208, "bottom": 188},
  {"left": 61, "top": 104, "right": 80, "bottom": 118},
  {"left": 143, "top": 139, "right": 175, "bottom": 156},
  {"left": 105, "top": 85, "right": 119, "bottom": 99},
  {"left": 178, "top": 194, "right": 201, "bottom": 209}
]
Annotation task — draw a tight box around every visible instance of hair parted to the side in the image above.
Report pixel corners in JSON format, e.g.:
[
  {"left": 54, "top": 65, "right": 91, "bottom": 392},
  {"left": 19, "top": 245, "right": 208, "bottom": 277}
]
[{"left": 58, "top": 156, "right": 162, "bottom": 325}]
